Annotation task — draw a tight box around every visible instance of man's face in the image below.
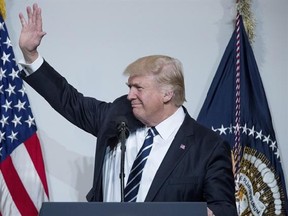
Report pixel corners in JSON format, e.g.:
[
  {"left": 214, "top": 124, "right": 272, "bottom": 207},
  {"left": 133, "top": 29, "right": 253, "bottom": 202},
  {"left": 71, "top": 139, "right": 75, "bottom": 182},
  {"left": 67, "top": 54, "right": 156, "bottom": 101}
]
[{"left": 127, "top": 74, "right": 165, "bottom": 126}]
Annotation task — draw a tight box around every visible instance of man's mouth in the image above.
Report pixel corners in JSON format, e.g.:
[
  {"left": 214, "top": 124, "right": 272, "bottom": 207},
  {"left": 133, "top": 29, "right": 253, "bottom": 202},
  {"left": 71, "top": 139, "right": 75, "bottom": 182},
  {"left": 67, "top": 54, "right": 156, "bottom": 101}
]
[{"left": 131, "top": 102, "right": 142, "bottom": 108}]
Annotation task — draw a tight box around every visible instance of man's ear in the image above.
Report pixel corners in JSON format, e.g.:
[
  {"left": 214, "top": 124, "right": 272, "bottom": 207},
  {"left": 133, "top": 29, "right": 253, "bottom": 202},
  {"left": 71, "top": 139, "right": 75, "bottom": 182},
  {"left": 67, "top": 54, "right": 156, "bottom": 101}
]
[{"left": 163, "top": 91, "right": 174, "bottom": 103}]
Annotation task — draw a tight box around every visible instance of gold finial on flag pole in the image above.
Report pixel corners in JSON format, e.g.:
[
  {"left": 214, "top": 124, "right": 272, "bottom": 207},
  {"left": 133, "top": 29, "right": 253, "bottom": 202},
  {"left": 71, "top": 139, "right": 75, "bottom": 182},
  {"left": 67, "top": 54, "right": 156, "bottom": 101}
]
[
  {"left": 0, "top": 0, "right": 6, "bottom": 19},
  {"left": 236, "top": 0, "right": 255, "bottom": 43}
]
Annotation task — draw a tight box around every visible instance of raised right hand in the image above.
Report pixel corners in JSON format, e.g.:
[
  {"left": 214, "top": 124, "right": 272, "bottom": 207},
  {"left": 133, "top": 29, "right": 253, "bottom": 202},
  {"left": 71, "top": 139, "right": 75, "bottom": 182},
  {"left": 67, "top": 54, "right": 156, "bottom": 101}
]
[{"left": 19, "top": 3, "right": 46, "bottom": 63}]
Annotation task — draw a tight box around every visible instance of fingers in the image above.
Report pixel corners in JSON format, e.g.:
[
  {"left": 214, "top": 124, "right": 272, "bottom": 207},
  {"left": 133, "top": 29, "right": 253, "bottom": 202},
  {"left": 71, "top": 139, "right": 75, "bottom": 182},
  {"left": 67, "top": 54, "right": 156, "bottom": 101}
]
[
  {"left": 36, "top": 6, "right": 43, "bottom": 32},
  {"left": 19, "top": 13, "right": 27, "bottom": 27},
  {"left": 19, "top": 3, "right": 44, "bottom": 32},
  {"left": 24, "top": 3, "right": 40, "bottom": 25},
  {"left": 26, "top": 6, "right": 32, "bottom": 24},
  {"left": 32, "top": 3, "right": 38, "bottom": 25}
]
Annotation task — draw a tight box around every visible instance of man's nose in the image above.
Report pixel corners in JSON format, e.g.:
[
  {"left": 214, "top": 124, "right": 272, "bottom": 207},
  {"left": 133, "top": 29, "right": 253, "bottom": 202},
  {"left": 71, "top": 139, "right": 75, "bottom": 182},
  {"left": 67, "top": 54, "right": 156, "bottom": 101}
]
[{"left": 127, "top": 88, "right": 136, "bottom": 101}]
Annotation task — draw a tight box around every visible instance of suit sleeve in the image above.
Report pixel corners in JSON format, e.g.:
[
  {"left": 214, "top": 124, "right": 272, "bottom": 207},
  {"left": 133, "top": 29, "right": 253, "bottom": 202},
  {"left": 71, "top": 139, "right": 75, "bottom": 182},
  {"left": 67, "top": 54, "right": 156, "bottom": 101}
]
[
  {"left": 204, "top": 139, "right": 238, "bottom": 216},
  {"left": 21, "top": 60, "right": 110, "bottom": 136}
]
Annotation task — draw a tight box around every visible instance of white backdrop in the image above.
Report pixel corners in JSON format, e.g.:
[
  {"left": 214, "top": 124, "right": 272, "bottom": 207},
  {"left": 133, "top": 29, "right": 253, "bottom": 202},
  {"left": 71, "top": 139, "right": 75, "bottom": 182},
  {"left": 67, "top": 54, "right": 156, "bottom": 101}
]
[{"left": 5, "top": 0, "right": 288, "bottom": 201}]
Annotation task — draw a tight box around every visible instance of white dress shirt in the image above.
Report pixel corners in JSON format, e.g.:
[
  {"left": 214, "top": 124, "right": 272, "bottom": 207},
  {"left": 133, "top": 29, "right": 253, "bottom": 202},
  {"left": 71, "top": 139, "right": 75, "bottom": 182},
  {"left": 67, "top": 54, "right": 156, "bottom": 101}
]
[{"left": 103, "top": 107, "right": 185, "bottom": 202}]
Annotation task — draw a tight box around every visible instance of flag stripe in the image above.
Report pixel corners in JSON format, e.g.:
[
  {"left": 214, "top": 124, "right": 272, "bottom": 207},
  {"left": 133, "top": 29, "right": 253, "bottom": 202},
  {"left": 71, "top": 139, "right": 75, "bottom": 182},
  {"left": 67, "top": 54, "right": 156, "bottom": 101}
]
[
  {"left": 11, "top": 141, "right": 48, "bottom": 211},
  {"left": 24, "top": 133, "right": 49, "bottom": 196},
  {"left": 0, "top": 156, "right": 38, "bottom": 215},
  {"left": 0, "top": 172, "right": 21, "bottom": 216}
]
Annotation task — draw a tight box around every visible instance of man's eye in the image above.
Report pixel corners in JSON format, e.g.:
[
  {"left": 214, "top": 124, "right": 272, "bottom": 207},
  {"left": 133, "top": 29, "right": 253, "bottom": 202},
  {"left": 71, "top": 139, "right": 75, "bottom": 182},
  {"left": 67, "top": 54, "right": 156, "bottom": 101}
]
[{"left": 137, "top": 87, "right": 143, "bottom": 90}]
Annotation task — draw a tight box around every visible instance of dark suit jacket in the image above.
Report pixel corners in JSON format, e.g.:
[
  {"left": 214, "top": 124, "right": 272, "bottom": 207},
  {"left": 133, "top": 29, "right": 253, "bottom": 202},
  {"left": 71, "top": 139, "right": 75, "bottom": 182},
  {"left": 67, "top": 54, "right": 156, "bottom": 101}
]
[{"left": 22, "top": 60, "right": 237, "bottom": 215}]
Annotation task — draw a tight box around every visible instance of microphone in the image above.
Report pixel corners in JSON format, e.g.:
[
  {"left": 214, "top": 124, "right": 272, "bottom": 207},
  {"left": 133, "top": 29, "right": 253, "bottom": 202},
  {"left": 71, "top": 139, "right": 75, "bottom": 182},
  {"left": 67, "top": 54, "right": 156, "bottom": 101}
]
[
  {"left": 116, "top": 116, "right": 129, "bottom": 202},
  {"left": 116, "top": 117, "right": 129, "bottom": 139}
]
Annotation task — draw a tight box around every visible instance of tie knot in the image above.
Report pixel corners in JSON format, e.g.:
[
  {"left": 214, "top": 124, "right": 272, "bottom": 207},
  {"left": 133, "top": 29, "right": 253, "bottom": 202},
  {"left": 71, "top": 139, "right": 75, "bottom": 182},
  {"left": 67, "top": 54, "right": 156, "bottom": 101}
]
[{"left": 149, "top": 127, "right": 158, "bottom": 137}]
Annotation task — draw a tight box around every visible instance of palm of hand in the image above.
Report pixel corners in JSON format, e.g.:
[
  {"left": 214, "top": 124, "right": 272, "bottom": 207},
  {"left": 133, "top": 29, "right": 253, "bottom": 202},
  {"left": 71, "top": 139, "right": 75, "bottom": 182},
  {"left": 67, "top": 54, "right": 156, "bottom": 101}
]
[{"left": 19, "top": 24, "right": 44, "bottom": 53}]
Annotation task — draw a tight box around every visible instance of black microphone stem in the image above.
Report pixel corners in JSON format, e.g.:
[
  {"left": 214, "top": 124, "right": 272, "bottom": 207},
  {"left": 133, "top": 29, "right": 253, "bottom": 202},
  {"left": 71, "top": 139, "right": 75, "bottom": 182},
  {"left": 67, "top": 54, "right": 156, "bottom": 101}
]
[{"left": 119, "top": 122, "right": 127, "bottom": 202}]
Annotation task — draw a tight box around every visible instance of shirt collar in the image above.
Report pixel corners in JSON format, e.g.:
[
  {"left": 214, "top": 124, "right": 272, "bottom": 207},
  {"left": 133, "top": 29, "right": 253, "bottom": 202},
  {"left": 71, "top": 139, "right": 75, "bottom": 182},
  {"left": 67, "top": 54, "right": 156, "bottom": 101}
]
[{"left": 154, "top": 107, "right": 185, "bottom": 140}]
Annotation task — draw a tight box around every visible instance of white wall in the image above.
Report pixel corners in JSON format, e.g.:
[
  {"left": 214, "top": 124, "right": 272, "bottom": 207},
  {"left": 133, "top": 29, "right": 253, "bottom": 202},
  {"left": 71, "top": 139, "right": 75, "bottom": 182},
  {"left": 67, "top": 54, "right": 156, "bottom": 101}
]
[{"left": 5, "top": 0, "right": 288, "bottom": 201}]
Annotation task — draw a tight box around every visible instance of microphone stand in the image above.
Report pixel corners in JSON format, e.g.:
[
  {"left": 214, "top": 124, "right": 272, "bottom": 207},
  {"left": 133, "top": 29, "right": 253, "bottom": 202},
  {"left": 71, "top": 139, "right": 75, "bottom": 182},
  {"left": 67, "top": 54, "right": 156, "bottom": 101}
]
[{"left": 118, "top": 122, "right": 127, "bottom": 202}]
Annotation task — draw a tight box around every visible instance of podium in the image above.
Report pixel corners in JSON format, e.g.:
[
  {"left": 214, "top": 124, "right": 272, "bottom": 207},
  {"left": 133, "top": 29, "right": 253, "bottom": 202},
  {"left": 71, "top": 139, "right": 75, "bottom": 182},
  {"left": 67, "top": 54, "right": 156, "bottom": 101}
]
[{"left": 39, "top": 202, "right": 207, "bottom": 216}]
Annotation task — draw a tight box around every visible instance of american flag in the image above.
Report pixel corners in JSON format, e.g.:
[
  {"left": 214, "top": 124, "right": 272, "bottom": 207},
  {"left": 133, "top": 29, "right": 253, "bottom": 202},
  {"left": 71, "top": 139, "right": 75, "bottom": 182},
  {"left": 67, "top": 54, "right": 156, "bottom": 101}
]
[{"left": 0, "top": 13, "right": 49, "bottom": 216}]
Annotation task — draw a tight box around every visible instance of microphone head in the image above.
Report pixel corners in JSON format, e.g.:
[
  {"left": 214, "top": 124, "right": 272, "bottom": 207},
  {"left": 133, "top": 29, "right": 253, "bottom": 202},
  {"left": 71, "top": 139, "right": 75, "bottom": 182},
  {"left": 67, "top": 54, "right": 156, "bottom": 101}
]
[{"left": 115, "top": 116, "right": 129, "bottom": 138}]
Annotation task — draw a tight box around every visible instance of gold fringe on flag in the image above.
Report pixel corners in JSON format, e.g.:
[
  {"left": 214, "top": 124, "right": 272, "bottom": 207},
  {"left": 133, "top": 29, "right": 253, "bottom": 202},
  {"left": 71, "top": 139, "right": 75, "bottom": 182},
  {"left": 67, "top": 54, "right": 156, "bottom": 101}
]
[
  {"left": 236, "top": 0, "right": 255, "bottom": 43},
  {"left": 0, "top": 0, "right": 6, "bottom": 19}
]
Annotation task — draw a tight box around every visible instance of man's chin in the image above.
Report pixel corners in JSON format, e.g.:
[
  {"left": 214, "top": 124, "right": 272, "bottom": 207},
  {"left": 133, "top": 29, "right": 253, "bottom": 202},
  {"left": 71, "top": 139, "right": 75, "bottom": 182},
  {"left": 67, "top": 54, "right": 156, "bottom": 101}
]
[
  {"left": 132, "top": 109, "right": 139, "bottom": 117},
  {"left": 132, "top": 109, "right": 143, "bottom": 121}
]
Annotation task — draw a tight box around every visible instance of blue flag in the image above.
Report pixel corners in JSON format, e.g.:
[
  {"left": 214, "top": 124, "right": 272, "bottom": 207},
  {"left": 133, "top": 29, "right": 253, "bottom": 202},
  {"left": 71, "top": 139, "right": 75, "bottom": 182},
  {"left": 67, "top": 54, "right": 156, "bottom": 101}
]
[{"left": 197, "top": 14, "right": 287, "bottom": 215}]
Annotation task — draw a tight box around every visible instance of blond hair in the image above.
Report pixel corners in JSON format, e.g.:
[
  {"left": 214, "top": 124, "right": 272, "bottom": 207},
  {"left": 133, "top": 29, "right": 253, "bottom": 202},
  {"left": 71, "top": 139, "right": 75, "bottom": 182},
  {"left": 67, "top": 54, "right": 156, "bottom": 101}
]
[{"left": 123, "top": 55, "right": 186, "bottom": 106}]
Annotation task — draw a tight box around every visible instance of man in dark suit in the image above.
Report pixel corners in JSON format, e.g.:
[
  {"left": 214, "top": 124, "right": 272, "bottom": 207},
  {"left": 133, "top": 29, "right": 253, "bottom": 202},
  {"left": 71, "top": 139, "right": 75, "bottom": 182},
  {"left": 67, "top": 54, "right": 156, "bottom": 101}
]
[{"left": 18, "top": 4, "right": 237, "bottom": 215}]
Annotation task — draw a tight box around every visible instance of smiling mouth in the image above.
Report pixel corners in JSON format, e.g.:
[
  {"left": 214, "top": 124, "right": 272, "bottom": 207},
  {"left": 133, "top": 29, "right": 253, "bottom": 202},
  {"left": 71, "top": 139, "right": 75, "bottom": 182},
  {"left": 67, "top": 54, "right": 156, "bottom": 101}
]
[
  {"left": 131, "top": 102, "right": 142, "bottom": 108},
  {"left": 131, "top": 104, "right": 140, "bottom": 108}
]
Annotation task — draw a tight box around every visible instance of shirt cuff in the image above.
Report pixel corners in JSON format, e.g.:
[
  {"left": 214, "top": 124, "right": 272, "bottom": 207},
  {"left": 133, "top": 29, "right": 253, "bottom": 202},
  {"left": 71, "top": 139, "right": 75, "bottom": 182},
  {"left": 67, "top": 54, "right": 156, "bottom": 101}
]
[{"left": 19, "top": 55, "right": 44, "bottom": 76}]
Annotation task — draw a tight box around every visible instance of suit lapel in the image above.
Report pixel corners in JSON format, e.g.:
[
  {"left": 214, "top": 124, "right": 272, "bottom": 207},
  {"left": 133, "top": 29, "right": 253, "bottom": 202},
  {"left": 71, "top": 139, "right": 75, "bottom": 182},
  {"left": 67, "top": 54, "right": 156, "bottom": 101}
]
[{"left": 145, "top": 115, "right": 195, "bottom": 201}]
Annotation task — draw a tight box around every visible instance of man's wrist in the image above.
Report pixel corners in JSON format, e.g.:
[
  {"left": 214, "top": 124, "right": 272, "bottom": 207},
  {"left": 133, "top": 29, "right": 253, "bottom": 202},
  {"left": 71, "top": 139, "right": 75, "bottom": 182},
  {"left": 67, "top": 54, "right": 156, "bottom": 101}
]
[
  {"left": 21, "top": 49, "right": 39, "bottom": 64},
  {"left": 19, "top": 54, "right": 44, "bottom": 76}
]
